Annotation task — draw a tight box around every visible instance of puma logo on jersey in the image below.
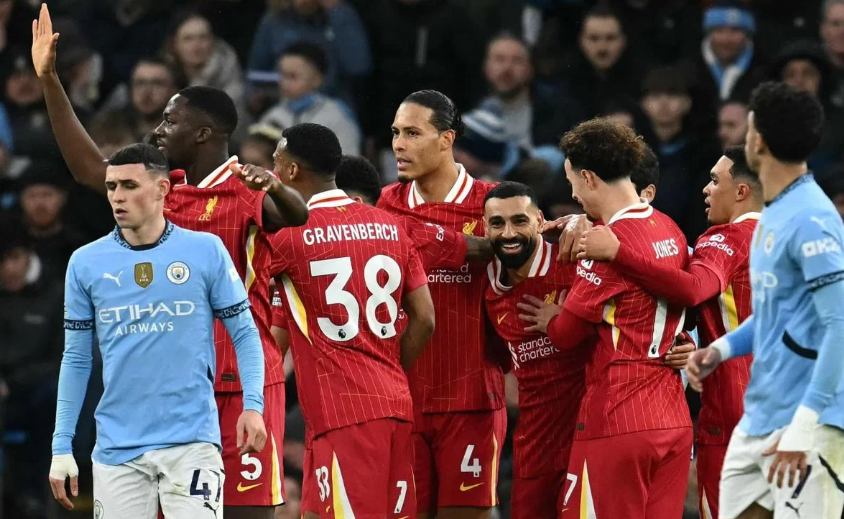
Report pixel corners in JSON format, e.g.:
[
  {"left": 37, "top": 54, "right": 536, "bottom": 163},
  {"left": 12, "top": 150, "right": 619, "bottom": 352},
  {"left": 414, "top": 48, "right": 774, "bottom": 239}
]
[
  {"left": 463, "top": 220, "right": 478, "bottom": 235},
  {"left": 199, "top": 195, "right": 218, "bottom": 221},
  {"left": 103, "top": 271, "right": 123, "bottom": 287},
  {"left": 653, "top": 239, "right": 679, "bottom": 259}
]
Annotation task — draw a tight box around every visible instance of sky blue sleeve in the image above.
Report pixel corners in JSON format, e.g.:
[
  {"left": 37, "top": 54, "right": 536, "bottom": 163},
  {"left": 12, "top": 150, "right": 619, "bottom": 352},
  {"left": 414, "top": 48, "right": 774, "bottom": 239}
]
[
  {"left": 53, "top": 257, "right": 94, "bottom": 455},
  {"left": 790, "top": 211, "right": 844, "bottom": 288},
  {"left": 802, "top": 280, "right": 844, "bottom": 413},
  {"left": 208, "top": 237, "right": 264, "bottom": 413},
  {"left": 723, "top": 314, "right": 755, "bottom": 358}
]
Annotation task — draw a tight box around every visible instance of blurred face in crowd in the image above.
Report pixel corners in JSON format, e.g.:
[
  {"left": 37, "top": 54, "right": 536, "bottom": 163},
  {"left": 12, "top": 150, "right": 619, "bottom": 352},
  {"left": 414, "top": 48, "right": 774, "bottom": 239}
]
[
  {"left": 579, "top": 15, "right": 626, "bottom": 72},
  {"left": 0, "top": 247, "right": 30, "bottom": 292},
  {"left": 484, "top": 38, "right": 533, "bottom": 100},
  {"left": 781, "top": 59, "right": 822, "bottom": 96},
  {"left": 131, "top": 62, "right": 177, "bottom": 118},
  {"left": 279, "top": 55, "right": 322, "bottom": 100},
  {"left": 564, "top": 159, "right": 601, "bottom": 221},
  {"left": 293, "top": 0, "right": 320, "bottom": 15},
  {"left": 105, "top": 164, "right": 170, "bottom": 230},
  {"left": 641, "top": 92, "right": 691, "bottom": 127},
  {"left": 703, "top": 155, "right": 740, "bottom": 225},
  {"left": 718, "top": 102, "right": 748, "bottom": 149},
  {"left": 174, "top": 16, "right": 214, "bottom": 70},
  {"left": 391, "top": 102, "right": 453, "bottom": 183},
  {"left": 822, "top": 2, "right": 844, "bottom": 58},
  {"left": 484, "top": 195, "right": 541, "bottom": 270},
  {"left": 21, "top": 184, "right": 67, "bottom": 231},
  {"left": 6, "top": 69, "right": 43, "bottom": 107},
  {"left": 709, "top": 27, "right": 749, "bottom": 65},
  {"left": 240, "top": 138, "right": 276, "bottom": 171}
]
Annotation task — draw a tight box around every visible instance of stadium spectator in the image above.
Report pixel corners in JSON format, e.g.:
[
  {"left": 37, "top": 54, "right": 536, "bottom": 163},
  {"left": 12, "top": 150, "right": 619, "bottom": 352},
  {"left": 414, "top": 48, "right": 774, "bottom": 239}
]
[
  {"left": 0, "top": 0, "right": 36, "bottom": 58},
  {"left": 51, "top": 18, "right": 100, "bottom": 113},
  {"left": 239, "top": 123, "right": 283, "bottom": 171},
  {"left": 821, "top": 0, "right": 844, "bottom": 107},
  {"left": 247, "top": 0, "right": 371, "bottom": 103},
  {"left": 717, "top": 99, "right": 748, "bottom": 149},
  {"left": 259, "top": 42, "right": 361, "bottom": 155},
  {"left": 606, "top": 0, "right": 702, "bottom": 67},
  {"left": 453, "top": 99, "right": 509, "bottom": 181}
]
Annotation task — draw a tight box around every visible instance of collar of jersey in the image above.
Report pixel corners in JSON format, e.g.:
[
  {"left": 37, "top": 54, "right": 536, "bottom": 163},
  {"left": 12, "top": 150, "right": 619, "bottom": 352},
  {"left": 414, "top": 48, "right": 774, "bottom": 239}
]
[
  {"left": 307, "top": 189, "right": 355, "bottom": 210},
  {"left": 766, "top": 172, "right": 813, "bottom": 207},
  {"left": 408, "top": 163, "right": 473, "bottom": 208},
  {"left": 733, "top": 212, "right": 761, "bottom": 224},
  {"left": 607, "top": 201, "right": 653, "bottom": 225},
  {"left": 487, "top": 238, "right": 553, "bottom": 294},
  {"left": 112, "top": 220, "right": 175, "bottom": 250},
  {"left": 172, "top": 156, "right": 239, "bottom": 189}
]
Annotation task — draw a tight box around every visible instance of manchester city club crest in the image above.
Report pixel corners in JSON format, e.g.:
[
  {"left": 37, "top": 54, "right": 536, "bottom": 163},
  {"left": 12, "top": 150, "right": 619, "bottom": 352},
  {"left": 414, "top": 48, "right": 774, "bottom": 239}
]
[
  {"left": 765, "top": 232, "right": 775, "bottom": 254},
  {"left": 167, "top": 261, "right": 191, "bottom": 285},
  {"left": 94, "top": 500, "right": 104, "bottom": 519}
]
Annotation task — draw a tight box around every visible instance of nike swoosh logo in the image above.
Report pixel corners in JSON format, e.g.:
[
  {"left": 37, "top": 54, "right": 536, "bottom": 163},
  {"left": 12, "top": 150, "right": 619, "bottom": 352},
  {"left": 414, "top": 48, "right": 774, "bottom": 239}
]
[
  {"left": 237, "top": 482, "right": 263, "bottom": 492},
  {"left": 497, "top": 313, "right": 507, "bottom": 325},
  {"left": 459, "top": 482, "right": 484, "bottom": 492}
]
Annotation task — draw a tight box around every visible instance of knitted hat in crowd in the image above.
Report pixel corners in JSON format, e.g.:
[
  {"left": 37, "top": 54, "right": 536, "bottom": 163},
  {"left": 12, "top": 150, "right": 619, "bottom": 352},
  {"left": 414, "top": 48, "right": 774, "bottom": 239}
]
[
  {"left": 15, "top": 160, "right": 71, "bottom": 194},
  {"left": 457, "top": 99, "right": 508, "bottom": 165},
  {"left": 703, "top": 2, "right": 756, "bottom": 35}
]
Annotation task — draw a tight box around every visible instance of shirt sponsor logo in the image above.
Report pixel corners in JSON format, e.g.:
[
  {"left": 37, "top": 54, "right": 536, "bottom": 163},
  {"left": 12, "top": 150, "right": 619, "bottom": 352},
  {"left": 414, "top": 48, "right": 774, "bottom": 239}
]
[
  {"left": 428, "top": 263, "right": 472, "bottom": 284},
  {"left": 801, "top": 238, "right": 841, "bottom": 258},
  {"left": 576, "top": 260, "right": 602, "bottom": 285},
  {"left": 426, "top": 222, "right": 446, "bottom": 241},
  {"left": 696, "top": 236, "right": 735, "bottom": 256},
  {"left": 653, "top": 238, "right": 680, "bottom": 259},
  {"left": 98, "top": 301, "right": 196, "bottom": 335},
  {"left": 751, "top": 270, "right": 779, "bottom": 303},
  {"left": 509, "top": 336, "right": 560, "bottom": 367}
]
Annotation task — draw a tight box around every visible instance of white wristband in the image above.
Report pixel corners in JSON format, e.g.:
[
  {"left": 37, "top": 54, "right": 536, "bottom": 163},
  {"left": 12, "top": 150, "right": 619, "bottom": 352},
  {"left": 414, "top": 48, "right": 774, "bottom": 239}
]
[
  {"left": 49, "top": 454, "right": 79, "bottom": 480},
  {"left": 778, "top": 405, "right": 820, "bottom": 453},
  {"left": 710, "top": 337, "right": 732, "bottom": 361}
]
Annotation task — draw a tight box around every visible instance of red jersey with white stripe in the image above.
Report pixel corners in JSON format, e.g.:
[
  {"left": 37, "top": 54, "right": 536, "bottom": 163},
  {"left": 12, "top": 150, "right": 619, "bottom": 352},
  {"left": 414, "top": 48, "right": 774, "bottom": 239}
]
[
  {"left": 268, "top": 190, "right": 427, "bottom": 437},
  {"left": 692, "top": 213, "right": 758, "bottom": 445},
  {"left": 165, "top": 157, "right": 282, "bottom": 391},
  {"left": 484, "top": 239, "right": 587, "bottom": 477},
  {"left": 377, "top": 165, "right": 505, "bottom": 414},
  {"left": 563, "top": 203, "right": 692, "bottom": 440}
]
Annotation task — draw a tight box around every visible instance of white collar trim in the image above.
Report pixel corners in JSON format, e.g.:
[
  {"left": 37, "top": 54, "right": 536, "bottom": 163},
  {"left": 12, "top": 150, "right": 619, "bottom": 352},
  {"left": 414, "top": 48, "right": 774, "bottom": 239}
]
[
  {"left": 733, "top": 212, "right": 761, "bottom": 224},
  {"left": 307, "top": 189, "right": 355, "bottom": 210},
  {"left": 196, "top": 156, "right": 239, "bottom": 189},
  {"left": 607, "top": 201, "right": 653, "bottom": 225},
  {"left": 408, "top": 164, "right": 474, "bottom": 208}
]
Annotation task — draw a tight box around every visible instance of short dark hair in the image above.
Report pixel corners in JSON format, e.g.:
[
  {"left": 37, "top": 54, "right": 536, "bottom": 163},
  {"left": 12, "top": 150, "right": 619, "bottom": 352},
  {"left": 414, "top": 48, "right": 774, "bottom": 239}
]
[
  {"left": 748, "top": 81, "right": 824, "bottom": 163},
  {"left": 631, "top": 143, "right": 659, "bottom": 193},
  {"left": 281, "top": 42, "right": 329, "bottom": 76},
  {"left": 483, "top": 181, "right": 539, "bottom": 208},
  {"left": 403, "top": 90, "right": 465, "bottom": 138},
  {"left": 282, "top": 123, "right": 342, "bottom": 179},
  {"left": 335, "top": 155, "right": 382, "bottom": 205},
  {"left": 560, "top": 118, "right": 645, "bottom": 183},
  {"left": 583, "top": 4, "right": 624, "bottom": 30},
  {"left": 178, "top": 85, "right": 239, "bottom": 135},
  {"left": 641, "top": 67, "right": 689, "bottom": 97},
  {"left": 108, "top": 143, "right": 169, "bottom": 175},
  {"left": 133, "top": 57, "right": 186, "bottom": 90},
  {"left": 723, "top": 145, "right": 760, "bottom": 188}
]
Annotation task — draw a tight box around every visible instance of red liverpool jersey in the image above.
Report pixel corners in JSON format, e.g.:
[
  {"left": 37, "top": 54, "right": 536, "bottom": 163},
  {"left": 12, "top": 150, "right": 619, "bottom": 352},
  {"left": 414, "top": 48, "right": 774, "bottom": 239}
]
[
  {"left": 400, "top": 215, "right": 467, "bottom": 271},
  {"left": 692, "top": 213, "right": 758, "bottom": 445},
  {"left": 269, "top": 190, "right": 427, "bottom": 436},
  {"left": 563, "top": 203, "right": 692, "bottom": 440},
  {"left": 165, "top": 157, "right": 283, "bottom": 392},
  {"left": 377, "top": 165, "right": 505, "bottom": 414},
  {"left": 484, "top": 239, "right": 587, "bottom": 478}
]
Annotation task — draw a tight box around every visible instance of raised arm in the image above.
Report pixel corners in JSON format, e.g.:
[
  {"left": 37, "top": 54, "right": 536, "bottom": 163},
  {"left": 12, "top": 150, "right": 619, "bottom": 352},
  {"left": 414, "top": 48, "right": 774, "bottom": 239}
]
[{"left": 32, "top": 5, "right": 107, "bottom": 193}]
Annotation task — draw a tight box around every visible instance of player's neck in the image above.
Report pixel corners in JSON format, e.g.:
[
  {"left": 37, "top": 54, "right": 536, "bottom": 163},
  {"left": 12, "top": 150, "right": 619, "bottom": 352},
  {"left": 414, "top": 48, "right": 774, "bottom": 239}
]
[
  {"left": 597, "top": 182, "right": 643, "bottom": 224},
  {"left": 185, "top": 147, "right": 231, "bottom": 186},
  {"left": 415, "top": 159, "right": 460, "bottom": 203},
  {"left": 297, "top": 180, "right": 338, "bottom": 204},
  {"left": 730, "top": 199, "right": 763, "bottom": 222},
  {"left": 121, "top": 214, "right": 167, "bottom": 247},
  {"left": 759, "top": 161, "right": 808, "bottom": 203}
]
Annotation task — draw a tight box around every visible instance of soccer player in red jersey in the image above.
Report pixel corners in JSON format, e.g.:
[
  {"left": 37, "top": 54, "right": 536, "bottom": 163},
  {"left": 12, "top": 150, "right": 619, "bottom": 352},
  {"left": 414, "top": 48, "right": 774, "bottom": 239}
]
[
  {"left": 482, "top": 182, "right": 587, "bottom": 519},
  {"left": 519, "top": 119, "right": 693, "bottom": 519},
  {"left": 267, "top": 123, "right": 436, "bottom": 519},
  {"left": 577, "top": 145, "right": 763, "bottom": 519},
  {"left": 377, "top": 90, "right": 506, "bottom": 519},
  {"left": 32, "top": 7, "right": 307, "bottom": 517}
]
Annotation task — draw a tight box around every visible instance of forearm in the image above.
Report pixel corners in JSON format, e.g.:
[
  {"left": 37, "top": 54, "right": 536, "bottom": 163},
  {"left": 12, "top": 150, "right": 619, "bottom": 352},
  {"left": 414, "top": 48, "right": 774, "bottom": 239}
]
[
  {"left": 465, "top": 236, "right": 493, "bottom": 263},
  {"left": 400, "top": 317, "right": 434, "bottom": 371},
  {"left": 262, "top": 182, "right": 309, "bottom": 231},
  {"left": 223, "top": 310, "right": 265, "bottom": 413},
  {"left": 52, "top": 330, "right": 93, "bottom": 455},
  {"left": 614, "top": 242, "right": 722, "bottom": 306},
  {"left": 546, "top": 309, "right": 593, "bottom": 349},
  {"left": 802, "top": 281, "right": 844, "bottom": 413},
  {"left": 713, "top": 314, "right": 755, "bottom": 359},
  {"left": 40, "top": 73, "right": 107, "bottom": 193}
]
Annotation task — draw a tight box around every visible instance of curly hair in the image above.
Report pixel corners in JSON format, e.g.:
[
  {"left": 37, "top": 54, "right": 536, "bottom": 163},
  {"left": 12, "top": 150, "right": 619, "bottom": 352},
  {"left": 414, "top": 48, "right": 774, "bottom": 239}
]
[
  {"left": 560, "top": 118, "right": 645, "bottom": 183},
  {"left": 748, "top": 82, "right": 824, "bottom": 163}
]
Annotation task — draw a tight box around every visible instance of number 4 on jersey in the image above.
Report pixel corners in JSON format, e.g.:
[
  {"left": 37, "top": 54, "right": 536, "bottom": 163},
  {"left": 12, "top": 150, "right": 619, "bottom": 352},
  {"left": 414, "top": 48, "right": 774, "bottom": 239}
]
[{"left": 461, "top": 444, "right": 482, "bottom": 478}]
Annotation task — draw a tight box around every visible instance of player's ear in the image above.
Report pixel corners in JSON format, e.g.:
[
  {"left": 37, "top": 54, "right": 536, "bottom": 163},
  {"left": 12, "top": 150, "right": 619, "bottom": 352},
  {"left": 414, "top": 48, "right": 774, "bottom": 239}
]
[
  {"left": 196, "top": 126, "right": 211, "bottom": 144},
  {"left": 581, "top": 169, "right": 597, "bottom": 188},
  {"left": 351, "top": 195, "right": 364, "bottom": 203},
  {"left": 157, "top": 177, "right": 171, "bottom": 199},
  {"left": 440, "top": 129, "right": 455, "bottom": 151},
  {"left": 735, "top": 182, "right": 750, "bottom": 202},
  {"left": 288, "top": 162, "right": 300, "bottom": 182}
]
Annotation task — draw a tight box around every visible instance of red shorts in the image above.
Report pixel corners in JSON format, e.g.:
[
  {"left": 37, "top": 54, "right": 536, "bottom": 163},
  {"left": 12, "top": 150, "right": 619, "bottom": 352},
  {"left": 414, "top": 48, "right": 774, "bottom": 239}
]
[
  {"left": 303, "top": 418, "right": 415, "bottom": 519},
  {"left": 217, "top": 382, "right": 286, "bottom": 507},
  {"left": 561, "top": 428, "right": 692, "bottom": 519},
  {"left": 413, "top": 408, "right": 507, "bottom": 513},
  {"left": 696, "top": 443, "right": 728, "bottom": 519},
  {"left": 511, "top": 470, "right": 567, "bottom": 519}
]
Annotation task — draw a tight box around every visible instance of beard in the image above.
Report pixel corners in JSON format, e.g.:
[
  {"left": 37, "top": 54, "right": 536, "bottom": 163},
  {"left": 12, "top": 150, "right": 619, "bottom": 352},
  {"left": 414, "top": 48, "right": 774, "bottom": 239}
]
[{"left": 492, "top": 235, "right": 537, "bottom": 270}]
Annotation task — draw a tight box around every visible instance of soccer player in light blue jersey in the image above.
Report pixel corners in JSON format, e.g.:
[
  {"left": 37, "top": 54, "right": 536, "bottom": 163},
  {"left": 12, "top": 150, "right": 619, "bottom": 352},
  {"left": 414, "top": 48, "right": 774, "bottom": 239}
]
[
  {"left": 48, "top": 144, "right": 267, "bottom": 518},
  {"left": 687, "top": 82, "right": 844, "bottom": 519}
]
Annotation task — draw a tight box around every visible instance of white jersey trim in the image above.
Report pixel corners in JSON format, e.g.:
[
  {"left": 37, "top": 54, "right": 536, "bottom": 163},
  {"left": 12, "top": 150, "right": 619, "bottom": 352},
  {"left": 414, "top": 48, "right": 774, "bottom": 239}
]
[
  {"left": 607, "top": 201, "right": 653, "bottom": 225},
  {"left": 733, "top": 212, "right": 761, "bottom": 224},
  {"left": 408, "top": 164, "right": 474, "bottom": 208},
  {"left": 195, "top": 156, "right": 239, "bottom": 189}
]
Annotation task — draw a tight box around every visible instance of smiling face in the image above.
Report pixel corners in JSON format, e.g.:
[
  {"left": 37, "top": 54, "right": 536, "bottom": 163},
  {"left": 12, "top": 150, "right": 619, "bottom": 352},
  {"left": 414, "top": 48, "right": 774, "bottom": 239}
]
[
  {"left": 105, "top": 164, "right": 170, "bottom": 230},
  {"left": 564, "top": 159, "right": 602, "bottom": 220},
  {"left": 484, "top": 195, "right": 541, "bottom": 270},
  {"left": 391, "top": 102, "right": 451, "bottom": 183}
]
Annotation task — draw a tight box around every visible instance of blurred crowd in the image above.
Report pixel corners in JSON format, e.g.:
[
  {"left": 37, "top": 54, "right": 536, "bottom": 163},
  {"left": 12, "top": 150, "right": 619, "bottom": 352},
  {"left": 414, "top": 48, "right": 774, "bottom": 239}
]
[{"left": 2, "top": 0, "right": 844, "bottom": 517}]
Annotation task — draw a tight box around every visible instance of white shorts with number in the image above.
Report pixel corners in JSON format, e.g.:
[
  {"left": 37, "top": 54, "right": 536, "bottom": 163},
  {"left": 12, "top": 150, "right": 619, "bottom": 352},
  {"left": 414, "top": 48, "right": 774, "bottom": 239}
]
[
  {"left": 719, "top": 425, "right": 844, "bottom": 519},
  {"left": 92, "top": 442, "right": 224, "bottom": 519}
]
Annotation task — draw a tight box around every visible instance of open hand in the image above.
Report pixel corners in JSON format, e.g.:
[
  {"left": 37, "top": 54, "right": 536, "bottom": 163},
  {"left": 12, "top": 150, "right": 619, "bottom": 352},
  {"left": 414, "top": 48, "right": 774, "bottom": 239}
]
[
  {"left": 517, "top": 294, "right": 563, "bottom": 334},
  {"left": 762, "top": 438, "right": 809, "bottom": 489},
  {"left": 236, "top": 409, "right": 267, "bottom": 455},
  {"left": 31, "top": 4, "right": 59, "bottom": 79}
]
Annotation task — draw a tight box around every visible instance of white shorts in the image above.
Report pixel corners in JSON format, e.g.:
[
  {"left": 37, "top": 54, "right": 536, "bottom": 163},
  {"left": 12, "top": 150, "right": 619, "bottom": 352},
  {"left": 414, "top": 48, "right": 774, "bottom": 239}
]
[
  {"left": 719, "top": 425, "right": 844, "bottom": 519},
  {"left": 92, "top": 442, "right": 224, "bottom": 519}
]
